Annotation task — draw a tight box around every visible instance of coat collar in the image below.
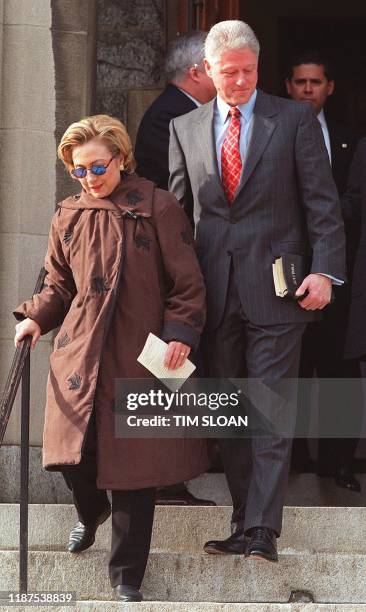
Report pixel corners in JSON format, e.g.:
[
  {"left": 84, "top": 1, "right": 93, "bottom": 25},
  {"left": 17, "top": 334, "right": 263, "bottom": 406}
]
[{"left": 59, "top": 173, "right": 154, "bottom": 218}]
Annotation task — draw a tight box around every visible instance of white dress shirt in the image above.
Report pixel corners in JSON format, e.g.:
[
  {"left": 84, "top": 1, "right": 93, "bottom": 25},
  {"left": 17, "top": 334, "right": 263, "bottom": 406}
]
[
  {"left": 177, "top": 87, "right": 201, "bottom": 107},
  {"left": 318, "top": 109, "right": 332, "bottom": 164}
]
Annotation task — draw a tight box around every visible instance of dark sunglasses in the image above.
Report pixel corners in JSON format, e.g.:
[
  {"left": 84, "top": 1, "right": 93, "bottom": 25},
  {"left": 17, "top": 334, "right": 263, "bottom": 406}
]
[{"left": 71, "top": 156, "right": 115, "bottom": 179}]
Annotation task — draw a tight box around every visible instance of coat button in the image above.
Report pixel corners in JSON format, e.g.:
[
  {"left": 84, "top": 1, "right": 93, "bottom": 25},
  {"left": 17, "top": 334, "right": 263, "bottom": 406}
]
[{"left": 229, "top": 218, "right": 237, "bottom": 224}]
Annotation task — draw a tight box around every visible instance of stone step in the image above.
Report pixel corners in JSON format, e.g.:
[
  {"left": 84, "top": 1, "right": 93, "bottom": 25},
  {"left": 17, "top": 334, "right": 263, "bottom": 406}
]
[
  {"left": 0, "top": 504, "right": 366, "bottom": 554},
  {"left": 2, "top": 446, "right": 366, "bottom": 506},
  {"left": 1, "top": 549, "right": 365, "bottom": 603},
  {"left": 189, "top": 473, "right": 366, "bottom": 507},
  {"left": 1, "top": 504, "right": 365, "bottom": 554},
  {"left": 4, "top": 603, "right": 366, "bottom": 612}
]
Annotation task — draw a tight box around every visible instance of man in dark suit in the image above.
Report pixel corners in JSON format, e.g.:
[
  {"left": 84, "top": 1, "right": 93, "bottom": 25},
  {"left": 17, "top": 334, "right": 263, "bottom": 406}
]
[
  {"left": 135, "top": 31, "right": 216, "bottom": 190},
  {"left": 286, "top": 51, "right": 362, "bottom": 491},
  {"left": 169, "top": 21, "right": 345, "bottom": 561},
  {"left": 135, "top": 31, "right": 216, "bottom": 507}
]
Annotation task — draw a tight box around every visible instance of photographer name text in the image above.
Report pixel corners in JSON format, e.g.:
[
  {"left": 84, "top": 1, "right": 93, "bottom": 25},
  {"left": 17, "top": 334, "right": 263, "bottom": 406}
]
[{"left": 125, "top": 415, "right": 248, "bottom": 427}]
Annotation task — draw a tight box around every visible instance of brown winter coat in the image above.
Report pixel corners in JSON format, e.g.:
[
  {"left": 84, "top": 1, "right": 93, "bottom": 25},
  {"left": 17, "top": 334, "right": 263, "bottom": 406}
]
[{"left": 14, "top": 174, "right": 209, "bottom": 489}]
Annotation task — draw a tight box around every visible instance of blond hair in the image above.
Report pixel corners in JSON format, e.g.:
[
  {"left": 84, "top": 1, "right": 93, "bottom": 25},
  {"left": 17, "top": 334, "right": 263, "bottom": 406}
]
[{"left": 58, "top": 114, "right": 136, "bottom": 174}]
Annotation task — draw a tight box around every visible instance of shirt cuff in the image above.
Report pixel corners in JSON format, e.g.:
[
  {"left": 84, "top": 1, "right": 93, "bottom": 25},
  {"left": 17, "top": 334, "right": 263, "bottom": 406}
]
[{"left": 317, "top": 273, "right": 344, "bottom": 286}]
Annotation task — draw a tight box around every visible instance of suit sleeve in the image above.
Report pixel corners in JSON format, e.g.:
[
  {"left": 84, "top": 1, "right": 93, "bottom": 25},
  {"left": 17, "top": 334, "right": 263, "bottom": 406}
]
[
  {"left": 13, "top": 210, "right": 77, "bottom": 334},
  {"left": 295, "top": 103, "right": 346, "bottom": 280},
  {"left": 154, "top": 192, "right": 206, "bottom": 351},
  {"left": 341, "top": 138, "right": 366, "bottom": 223},
  {"left": 168, "top": 119, "right": 194, "bottom": 224}
]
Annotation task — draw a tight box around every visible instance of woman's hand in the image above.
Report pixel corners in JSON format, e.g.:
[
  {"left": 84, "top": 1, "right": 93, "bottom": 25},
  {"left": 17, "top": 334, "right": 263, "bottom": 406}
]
[
  {"left": 164, "top": 341, "right": 191, "bottom": 370},
  {"left": 14, "top": 318, "right": 41, "bottom": 349}
]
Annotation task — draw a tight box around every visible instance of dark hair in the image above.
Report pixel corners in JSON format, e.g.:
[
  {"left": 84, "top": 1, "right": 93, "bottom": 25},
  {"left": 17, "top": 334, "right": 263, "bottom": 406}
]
[{"left": 286, "top": 50, "right": 334, "bottom": 81}]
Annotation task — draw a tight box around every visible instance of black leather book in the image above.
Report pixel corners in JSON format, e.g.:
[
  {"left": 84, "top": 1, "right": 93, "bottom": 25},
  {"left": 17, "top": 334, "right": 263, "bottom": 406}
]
[{"left": 272, "top": 253, "right": 311, "bottom": 299}]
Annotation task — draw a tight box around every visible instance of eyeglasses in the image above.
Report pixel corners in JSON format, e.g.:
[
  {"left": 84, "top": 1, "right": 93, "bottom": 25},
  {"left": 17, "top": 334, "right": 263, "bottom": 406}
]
[{"left": 71, "top": 156, "right": 115, "bottom": 179}]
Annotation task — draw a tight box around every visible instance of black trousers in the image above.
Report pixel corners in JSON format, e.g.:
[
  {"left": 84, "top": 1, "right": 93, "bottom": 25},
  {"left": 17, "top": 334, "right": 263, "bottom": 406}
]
[
  {"left": 202, "top": 268, "right": 305, "bottom": 536},
  {"left": 61, "top": 413, "right": 156, "bottom": 589},
  {"left": 294, "top": 303, "right": 362, "bottom": 473}
]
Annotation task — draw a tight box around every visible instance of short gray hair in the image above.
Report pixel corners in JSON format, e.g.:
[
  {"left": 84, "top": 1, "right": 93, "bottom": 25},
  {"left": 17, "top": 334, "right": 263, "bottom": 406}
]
[
  {"left": 205, "top": 20, "right": 260, "bottom": 64},
  {"left": 165, "top": 31, "right": 207, "bottom": 82}
]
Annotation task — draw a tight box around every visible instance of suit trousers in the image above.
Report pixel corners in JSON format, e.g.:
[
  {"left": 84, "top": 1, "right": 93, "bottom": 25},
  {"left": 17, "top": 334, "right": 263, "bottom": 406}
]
[
  {"left": 61, "top": 412, "right": 156, "bottom": 589},
  {"left": 202, "top": 266, "right": 306, "bottom": 536}
]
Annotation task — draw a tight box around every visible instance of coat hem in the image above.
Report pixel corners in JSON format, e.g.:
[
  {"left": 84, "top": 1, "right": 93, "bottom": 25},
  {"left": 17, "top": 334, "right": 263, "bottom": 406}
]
[
  {"left": 96, "top": 462, "right": 210, "bottom": 491},
  {"left": 44, "top": 455, "right": 81, "bottom": 471}
]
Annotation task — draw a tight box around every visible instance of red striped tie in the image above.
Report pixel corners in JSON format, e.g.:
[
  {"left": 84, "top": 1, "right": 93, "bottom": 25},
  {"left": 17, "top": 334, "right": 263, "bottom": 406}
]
[{"left": 221, "top": 106, "right": 242, "bottom": 204}]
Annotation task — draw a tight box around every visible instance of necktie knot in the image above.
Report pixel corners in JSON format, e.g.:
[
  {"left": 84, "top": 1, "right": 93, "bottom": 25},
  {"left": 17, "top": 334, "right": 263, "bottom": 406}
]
[{"left": 229, "top": 106, "right": 241, "bottom": 119}]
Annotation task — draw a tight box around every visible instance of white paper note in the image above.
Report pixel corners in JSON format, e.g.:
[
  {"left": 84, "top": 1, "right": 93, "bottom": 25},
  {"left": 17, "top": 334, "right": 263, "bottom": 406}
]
[{"left": 137, "top": 333, "right": 196, "bottom": 392}]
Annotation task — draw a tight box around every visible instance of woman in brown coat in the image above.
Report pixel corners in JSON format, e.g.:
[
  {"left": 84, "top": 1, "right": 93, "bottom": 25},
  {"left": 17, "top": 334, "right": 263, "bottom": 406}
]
[{"left": 14, "top": 115, "right": 208, "bottom": 602}]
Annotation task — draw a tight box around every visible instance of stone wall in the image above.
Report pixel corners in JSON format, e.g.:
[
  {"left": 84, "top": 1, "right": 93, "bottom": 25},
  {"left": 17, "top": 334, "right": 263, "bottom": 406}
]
[
  {"left": 51, "top": 0, "right": 97, "bottom": 204},
  {"left": 95, "top": 0, "right": 166, "bottom": 145}
]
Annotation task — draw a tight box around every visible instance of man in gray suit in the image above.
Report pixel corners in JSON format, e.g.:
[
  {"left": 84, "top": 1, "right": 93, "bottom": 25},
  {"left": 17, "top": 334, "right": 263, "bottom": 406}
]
[{"left": 169, "top": 20, "right": 345, "bottom": 562}]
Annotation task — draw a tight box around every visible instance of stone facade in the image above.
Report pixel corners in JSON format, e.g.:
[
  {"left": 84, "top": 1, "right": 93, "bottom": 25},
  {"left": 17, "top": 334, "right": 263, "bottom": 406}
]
[{"left": 95, "top": 0, "right": 166, "bottom": 144}]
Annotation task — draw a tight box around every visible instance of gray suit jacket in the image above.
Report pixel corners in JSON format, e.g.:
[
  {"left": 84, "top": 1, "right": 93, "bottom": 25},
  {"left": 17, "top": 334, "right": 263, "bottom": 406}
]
[{"left": 169, "top": 89, "right": 346, "bottom": 330}]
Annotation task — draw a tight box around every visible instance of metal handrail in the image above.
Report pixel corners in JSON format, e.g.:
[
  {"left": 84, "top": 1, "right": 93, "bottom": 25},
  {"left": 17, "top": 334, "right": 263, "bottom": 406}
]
[
  {"left": 0, "top": 267, "right": 47, "bottom": 592},
  {"left": 0, "top": 268, "right": 47, "bottom": 445}
]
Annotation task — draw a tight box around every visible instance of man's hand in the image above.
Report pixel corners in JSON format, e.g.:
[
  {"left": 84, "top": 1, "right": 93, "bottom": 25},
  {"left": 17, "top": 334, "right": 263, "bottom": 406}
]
[
  {"left": 164, "top": 341, "right": 191, "bottom": 370},
  {"left": 295, "top": 273, "right": 332, "bottom": 310},
  {"left": 14, "top": 318, "right": 41, "bottom": 349}
]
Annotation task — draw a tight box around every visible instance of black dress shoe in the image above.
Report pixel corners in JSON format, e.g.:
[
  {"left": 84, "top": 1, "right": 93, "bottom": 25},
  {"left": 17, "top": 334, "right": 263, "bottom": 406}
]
[
  {"left": 245, "top": 527, "right": 278, "bottom": 562},
  {"left": 113, "top": 585, "right": 142, "bottom": 602},
  {"left": 204, "top": 528, "right": 248, "bottom": 555},
  {"left": 156, "top": 488, "right": 216, "bottom": 506},
  {"left": 68, "top": 505, "right": 111, "bottom": 553},
  {"left": 334, "top": 467, "right": 361, "bottom": 492}
]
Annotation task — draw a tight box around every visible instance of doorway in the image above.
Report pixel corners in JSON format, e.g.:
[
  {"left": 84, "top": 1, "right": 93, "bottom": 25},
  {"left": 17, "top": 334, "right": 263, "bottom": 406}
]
[{"left": 239, "top": 0, "right": 366, "bottom": 134}]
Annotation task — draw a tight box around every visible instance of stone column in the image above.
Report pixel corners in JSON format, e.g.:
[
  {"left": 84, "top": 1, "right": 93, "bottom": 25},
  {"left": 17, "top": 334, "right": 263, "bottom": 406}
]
[{"left": 0, "top": 0, "right": 56, "bottom": 448}]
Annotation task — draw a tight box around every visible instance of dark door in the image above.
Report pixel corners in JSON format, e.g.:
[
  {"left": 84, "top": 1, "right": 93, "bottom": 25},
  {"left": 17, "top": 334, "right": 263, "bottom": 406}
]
[
  {"left": 278, "top": 17, "right": 366, "bottom": 133},
  {"left": 239, "top": 0, "right": 366, "bottom": 134}
]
